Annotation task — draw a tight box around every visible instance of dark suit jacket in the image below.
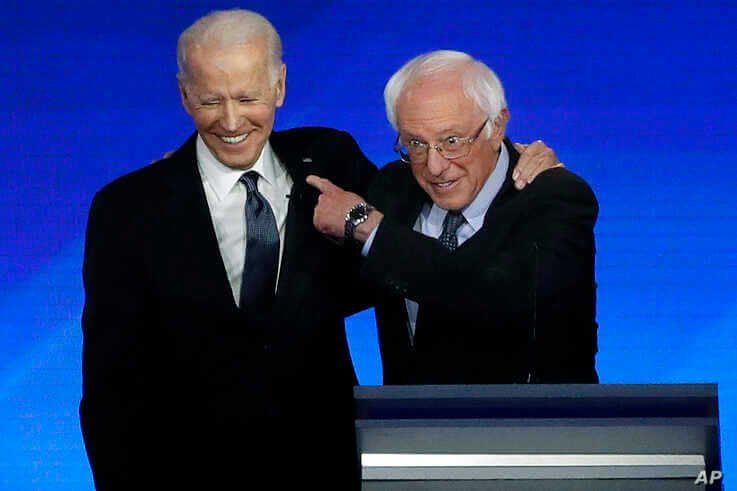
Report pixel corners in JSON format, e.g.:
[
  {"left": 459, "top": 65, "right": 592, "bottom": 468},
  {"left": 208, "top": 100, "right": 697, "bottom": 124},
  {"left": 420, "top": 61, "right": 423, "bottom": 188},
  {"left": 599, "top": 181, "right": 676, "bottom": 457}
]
[
  {"left": 363, "top": 138, "right": 599, "bottom": 385},
  {"left": 80, "top": 128, "right": 376, "bottom": 489}
]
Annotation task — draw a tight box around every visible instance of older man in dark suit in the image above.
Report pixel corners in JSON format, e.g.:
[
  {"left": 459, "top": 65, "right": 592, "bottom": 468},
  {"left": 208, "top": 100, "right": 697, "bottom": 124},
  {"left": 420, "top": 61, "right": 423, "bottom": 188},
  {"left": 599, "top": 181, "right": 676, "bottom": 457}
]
[
  {"left": 309, "top": 50, "right": 598, "bottom": 386},
  {"left": 80, "top": 9, "right": 377, "bottom": 489}
]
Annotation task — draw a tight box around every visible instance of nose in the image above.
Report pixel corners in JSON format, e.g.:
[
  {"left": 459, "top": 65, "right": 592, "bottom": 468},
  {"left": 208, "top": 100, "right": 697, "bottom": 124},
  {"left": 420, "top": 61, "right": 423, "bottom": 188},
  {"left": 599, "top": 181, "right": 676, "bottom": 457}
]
[
  {"left": 425, "top": 147, "right": 449, "bottom": 177},
  {"left": 220, "top": 101, "right": 242, "bottom": 132}
]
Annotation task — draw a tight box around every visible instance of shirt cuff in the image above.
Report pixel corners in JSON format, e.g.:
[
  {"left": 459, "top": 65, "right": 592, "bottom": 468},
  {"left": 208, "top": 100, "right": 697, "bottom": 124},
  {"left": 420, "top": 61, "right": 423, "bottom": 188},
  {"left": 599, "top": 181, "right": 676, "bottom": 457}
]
[{"left": 360, "top": 224, "right": 380, "bottom": 257}]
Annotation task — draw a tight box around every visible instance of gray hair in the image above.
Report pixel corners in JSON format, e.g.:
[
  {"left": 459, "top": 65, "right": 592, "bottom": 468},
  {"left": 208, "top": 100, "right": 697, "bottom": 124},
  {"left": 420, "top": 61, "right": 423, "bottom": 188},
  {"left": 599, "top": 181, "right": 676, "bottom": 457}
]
[
  {"left": 384, "top": 50, "right": 507, "bottom": 135},
  {"left": 177, "top": 9, "right": 283, "bottom": 84}
]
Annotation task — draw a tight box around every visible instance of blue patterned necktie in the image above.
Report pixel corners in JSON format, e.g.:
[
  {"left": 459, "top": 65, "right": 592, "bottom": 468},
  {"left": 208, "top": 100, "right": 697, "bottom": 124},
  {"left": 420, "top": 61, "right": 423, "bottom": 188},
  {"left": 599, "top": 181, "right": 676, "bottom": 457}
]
[
  {"left": 239, "top": 171, "right": 279, "bottom": 314},
  {"left": 438, "top": 210, "right": 466, "bottom": 252}
]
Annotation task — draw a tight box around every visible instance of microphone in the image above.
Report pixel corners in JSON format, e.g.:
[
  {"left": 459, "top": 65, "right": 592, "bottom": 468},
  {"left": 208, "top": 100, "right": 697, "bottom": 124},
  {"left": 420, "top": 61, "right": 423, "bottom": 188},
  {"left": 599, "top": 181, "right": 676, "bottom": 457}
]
[{"left": 286, "top": 187, "right": 305, "bottom": 201}]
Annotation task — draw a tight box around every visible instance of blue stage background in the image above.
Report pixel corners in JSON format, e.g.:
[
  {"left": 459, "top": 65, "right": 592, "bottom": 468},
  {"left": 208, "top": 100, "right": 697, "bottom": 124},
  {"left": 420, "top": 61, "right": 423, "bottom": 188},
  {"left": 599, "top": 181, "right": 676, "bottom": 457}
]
[{"left": 1, "top": 1, "right": 735, "bottom": 488}]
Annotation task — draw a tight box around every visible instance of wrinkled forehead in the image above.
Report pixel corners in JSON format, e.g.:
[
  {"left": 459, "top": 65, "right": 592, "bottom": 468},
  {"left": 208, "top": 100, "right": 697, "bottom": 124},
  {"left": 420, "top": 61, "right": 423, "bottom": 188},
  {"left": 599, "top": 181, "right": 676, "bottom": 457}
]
[
  {"left": 402, "top": 70, "right": 462, "bottom": 97},
  {"left": 184, "top": 39, "right": 272, "bottom": 76},
  {"left": 399, "top": 71, "right": 477, "bottom": 107},
  {"left": 190, "top": 38, "right": 267, "bottom": 63},
  {"left": 397, "top": 74, "right": 482, "bottom": 130},
  {"left": 186, "top": 43, "right": 273, "bottom": 86}
]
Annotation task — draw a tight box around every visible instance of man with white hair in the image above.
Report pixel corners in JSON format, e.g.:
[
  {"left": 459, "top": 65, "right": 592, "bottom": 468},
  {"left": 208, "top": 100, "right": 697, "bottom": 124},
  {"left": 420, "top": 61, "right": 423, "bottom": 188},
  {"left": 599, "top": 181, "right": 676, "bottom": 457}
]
[
  {"left": 81, "top": 9, "right": 560, "bottom": 488},
  {"left": 309, "top": 50, "right": 598, "bottom": 385},
  {"left": 81, "top": 9, "right": 379, "bottom": 488}
]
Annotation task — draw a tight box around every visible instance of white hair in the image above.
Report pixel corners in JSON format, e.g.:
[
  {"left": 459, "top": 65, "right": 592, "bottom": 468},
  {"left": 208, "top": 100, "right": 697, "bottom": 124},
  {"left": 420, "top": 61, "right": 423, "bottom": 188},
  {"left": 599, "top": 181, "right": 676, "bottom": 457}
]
[
  {"left": 384, "top": 50, "right": 507, "bottom": 135},
  {"left": 177, "top": 9, "right": 283, "bottom": 84}
]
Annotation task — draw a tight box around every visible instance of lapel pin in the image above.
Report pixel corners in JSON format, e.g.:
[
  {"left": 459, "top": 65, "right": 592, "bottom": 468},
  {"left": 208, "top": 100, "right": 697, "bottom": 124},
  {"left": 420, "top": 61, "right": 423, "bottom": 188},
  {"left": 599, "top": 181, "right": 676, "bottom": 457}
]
[{"left": 302, "top": 157, "right": 313, "bottom": 163}]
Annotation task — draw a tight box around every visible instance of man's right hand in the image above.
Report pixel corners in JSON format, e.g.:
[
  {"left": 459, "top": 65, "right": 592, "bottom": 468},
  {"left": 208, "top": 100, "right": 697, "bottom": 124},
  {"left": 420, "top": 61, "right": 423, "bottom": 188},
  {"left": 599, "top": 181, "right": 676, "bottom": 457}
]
[{"left": 512, "top": 140, "right": 564, "bottom": 190}]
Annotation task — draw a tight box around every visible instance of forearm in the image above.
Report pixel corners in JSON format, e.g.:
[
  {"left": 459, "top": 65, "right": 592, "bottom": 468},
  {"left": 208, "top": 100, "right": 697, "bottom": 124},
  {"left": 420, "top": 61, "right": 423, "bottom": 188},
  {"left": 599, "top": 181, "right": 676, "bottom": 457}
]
[
  {"left": 361, "top": 218, "right": 534, "bottom": 318},
  {"left": 361, "top": 180, "right": 597, "bottom": 321}
]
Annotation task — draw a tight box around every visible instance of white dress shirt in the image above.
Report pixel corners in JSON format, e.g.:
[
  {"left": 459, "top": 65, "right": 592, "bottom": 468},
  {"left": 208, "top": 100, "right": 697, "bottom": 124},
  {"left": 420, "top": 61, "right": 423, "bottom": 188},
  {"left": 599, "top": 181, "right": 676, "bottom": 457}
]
[
  {"left": 196, "top": 135, "right": 293, "bottom": 306},
  {"left": 363, "top": 143, "right": 510, "bottom": 337}
]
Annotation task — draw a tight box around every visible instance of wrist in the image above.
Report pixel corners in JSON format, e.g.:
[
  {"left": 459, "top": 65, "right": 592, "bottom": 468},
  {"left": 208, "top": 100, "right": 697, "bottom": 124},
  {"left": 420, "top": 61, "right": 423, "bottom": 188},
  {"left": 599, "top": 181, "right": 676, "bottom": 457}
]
[
  {"left": 353, "top": 210, "right": 383, "bottom": 243},
  {"left": 344, "top": 201, "right": 374, "bottom": 242}
]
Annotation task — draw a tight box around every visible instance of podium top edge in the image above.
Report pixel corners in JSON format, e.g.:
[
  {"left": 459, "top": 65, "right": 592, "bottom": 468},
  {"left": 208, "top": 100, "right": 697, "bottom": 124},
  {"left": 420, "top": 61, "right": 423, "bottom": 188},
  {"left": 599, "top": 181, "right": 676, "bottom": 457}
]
[{"left": 353, "top": 384, "right": 718, "bottom": 400}]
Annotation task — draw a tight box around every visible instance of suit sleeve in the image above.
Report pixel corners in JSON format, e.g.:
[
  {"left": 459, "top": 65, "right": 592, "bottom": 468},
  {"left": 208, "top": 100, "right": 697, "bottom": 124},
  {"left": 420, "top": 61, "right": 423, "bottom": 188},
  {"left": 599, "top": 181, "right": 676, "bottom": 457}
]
[
  {"left": 80, "top": 187, "right": 155, "bottom": 488},
  {"left": 341, "top": 130, "right": 378, "bottom": 197},
  {"left": 361, "top": 169, "right": 598, "bottom": 325},
  {"left": 332, "top": 131, "right": 380, "bottom": 317}
]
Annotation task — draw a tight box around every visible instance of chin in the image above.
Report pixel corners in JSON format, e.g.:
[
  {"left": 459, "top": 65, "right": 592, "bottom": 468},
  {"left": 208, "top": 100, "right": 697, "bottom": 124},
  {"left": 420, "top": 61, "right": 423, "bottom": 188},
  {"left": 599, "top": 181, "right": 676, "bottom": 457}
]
[
  {"left": 421, "top": 178, "right": 473, "bottom": 211},
  {"left": 215, "top": 156, "right": 249, "bottom": 169},
  {"left": 430, "top": 193, "right": 469, "bottom": 212},
  {"left": 217, "top": 148, "right": 260, "bottom": 169}
]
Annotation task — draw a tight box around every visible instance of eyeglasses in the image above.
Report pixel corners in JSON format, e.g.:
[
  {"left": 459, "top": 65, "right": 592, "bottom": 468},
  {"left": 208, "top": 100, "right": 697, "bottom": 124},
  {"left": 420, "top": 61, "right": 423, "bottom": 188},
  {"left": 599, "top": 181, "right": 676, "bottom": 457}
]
[{"left": 394, "top": 118, "right": 490, "bottom": 164}]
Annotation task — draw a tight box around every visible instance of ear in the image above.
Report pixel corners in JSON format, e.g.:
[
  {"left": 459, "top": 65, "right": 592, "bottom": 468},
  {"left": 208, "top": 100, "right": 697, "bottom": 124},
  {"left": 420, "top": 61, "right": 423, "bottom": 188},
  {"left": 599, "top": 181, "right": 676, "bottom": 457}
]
[
  {"left": 178, "top": 79, "right": 193, "bottom": 116},
  {"left": 275, "top": 63, "right": 287, "bottom": 108},
  {"left": 491, "top": 108, "right": 510, "bottom": 146}
]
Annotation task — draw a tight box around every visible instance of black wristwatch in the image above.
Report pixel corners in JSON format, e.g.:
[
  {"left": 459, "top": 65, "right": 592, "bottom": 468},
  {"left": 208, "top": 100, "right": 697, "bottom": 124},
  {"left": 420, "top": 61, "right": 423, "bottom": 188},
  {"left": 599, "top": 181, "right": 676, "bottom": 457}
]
[{"left": 344, "top": 202, "right": 374, "bottom": 241}]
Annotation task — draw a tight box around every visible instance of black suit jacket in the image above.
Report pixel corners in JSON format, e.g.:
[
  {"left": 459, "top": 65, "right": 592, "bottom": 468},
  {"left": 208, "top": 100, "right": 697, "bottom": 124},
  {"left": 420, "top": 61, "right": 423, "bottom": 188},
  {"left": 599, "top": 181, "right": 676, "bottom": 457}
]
[
  {"left": 363, "top": 139, "right": 598, "bottom": 385},
  {"left": 80, "top": 128, "right": 376, "bottom": 489}
]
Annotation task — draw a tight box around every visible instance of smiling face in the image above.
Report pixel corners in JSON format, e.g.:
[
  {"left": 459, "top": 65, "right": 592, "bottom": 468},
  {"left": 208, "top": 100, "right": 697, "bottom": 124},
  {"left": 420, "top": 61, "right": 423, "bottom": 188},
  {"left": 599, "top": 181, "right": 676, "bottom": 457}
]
[
  {"left": 179, "top": 40, "right": 286, "bottom": 169},
  {"left": 396, "top": 73, "right": 508, "bottom": 211}
]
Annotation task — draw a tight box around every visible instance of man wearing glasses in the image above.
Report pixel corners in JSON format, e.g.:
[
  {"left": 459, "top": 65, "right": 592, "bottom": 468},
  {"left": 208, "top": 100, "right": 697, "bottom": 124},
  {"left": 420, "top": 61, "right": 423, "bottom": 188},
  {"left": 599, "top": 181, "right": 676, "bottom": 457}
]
[{"left": 308, "top": 50, "right": 599, "bottom": 384}]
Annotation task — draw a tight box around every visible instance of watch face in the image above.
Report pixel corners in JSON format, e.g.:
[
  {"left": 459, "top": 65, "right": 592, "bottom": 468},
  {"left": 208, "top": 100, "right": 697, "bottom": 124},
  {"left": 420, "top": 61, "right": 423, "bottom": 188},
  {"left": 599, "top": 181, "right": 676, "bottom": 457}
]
[{"left": 350, "top": 204, "right": 367, "bottom": 220}]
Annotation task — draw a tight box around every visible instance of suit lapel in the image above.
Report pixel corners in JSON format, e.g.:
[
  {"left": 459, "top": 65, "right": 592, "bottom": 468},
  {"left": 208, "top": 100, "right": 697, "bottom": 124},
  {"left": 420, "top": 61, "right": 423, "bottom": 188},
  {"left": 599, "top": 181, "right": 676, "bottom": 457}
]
[
  {"left": 161, "top": 134, "right": 239, "bottom": 315},
  {"left": 487, "top": 138, "right": 521, "bottom": 214},
  {"left": 268, "top": 130, "right": 317, "bottom": 319},
  {"left": 458, "top": 138, "right": 522, "bottom": 254}
]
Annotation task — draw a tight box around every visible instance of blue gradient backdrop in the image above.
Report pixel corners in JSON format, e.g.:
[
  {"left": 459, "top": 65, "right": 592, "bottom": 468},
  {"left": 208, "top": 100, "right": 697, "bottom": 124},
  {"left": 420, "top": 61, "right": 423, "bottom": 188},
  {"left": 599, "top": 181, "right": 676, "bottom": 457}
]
[{"left": 2, "top": 1, "right": 735, "bottom": 489}]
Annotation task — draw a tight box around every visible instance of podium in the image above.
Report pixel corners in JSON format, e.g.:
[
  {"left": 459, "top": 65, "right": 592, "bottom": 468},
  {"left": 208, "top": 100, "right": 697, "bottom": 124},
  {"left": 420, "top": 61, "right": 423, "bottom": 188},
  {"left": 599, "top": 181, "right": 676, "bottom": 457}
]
[{"left": 354, "top": 384, "right": 722, "bottom": 490}]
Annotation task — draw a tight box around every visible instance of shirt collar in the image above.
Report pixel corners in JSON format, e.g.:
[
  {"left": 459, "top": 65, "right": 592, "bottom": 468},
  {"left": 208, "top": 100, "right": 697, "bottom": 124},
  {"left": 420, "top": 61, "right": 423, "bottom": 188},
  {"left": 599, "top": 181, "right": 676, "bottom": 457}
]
[
  {"left": 427, "top": 141, "right": 509, "bottom": 232},
  {"left": 196, "top": 134, "right": 284, "bottom": 201}
]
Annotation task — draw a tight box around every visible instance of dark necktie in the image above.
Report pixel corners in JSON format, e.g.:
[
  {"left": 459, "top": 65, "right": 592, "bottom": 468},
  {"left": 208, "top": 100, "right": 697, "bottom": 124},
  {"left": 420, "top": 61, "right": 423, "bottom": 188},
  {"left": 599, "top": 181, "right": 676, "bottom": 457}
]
[
  {"left": 239, "top": 171, "right": 279, "bottom": 314},
  {"left": 438, "top": 210, "right": 465, "bottom": 252}
]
